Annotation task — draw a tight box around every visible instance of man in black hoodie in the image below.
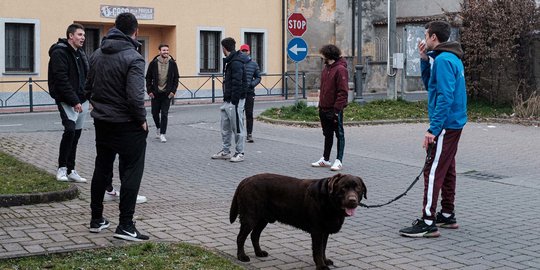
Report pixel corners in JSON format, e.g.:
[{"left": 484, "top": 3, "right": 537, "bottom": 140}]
[
  {"left": 84, "top": 12, "right": 149, "bottom": 241},
  {"left": 146, "top": 44, "right": 179, "bottom": 143},
  {"left": 48, "top": 23, "right": 89, "bottom": 183},
  {"left": 211, "top": 37, "right": 249, "bottom": 162}
]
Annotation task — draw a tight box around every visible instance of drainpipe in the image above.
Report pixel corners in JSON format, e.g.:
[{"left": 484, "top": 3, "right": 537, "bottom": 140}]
[
  {"left": 352, "top": 0, "right": 355, "bottom": 60},
  {"left": 354, "top": 0, "right": 365, "bottom": 103},
  {"left": 387, "top": 0, "right": 397, "bottom": 100},
  {"left": 281, "top": 0, "right": 286, "bottom": 96}
]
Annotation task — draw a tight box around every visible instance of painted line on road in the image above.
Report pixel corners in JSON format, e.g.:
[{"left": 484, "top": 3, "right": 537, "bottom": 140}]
[{"left": 0, "top": 124, "right": 23, "bottom": 127}]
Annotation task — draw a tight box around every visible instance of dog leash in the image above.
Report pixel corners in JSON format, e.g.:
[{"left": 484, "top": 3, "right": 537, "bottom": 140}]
[{"left": 359, "top": 143, "right": 434, "bottom": 208}]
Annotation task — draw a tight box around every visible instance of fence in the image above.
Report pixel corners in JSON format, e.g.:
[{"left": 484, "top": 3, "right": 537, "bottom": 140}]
[{"left": 0, "top": 72, "right": 306, "bottom": 112}]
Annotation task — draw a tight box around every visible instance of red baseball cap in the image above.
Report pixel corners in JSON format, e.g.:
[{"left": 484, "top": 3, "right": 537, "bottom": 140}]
[{"left": 240, "top": 44, "right": 250, "bottom": 51}]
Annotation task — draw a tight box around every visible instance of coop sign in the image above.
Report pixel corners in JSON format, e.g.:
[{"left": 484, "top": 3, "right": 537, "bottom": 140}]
[{"left": 100, "top": 5, "right": 154, "bottom": 20}]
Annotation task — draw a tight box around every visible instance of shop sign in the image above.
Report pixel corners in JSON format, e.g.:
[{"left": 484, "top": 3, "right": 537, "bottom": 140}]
[{"left": 100, "top": 5, "right": 154, "bottom": 20}]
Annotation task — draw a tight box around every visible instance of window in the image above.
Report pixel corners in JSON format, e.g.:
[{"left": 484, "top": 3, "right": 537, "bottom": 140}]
[
  {"left": 83, "top": 28, "right": 100, "bottom": 57},
  {"left": 5, "top": 23, "right": 34, "bottom": 72},
  {"left": 244, "top": 32, "right": 264, "bottom": 72},
  {"left": 1, "top": 18, "right": 40, "bottom": 75},
  {"left": 199, "top": 30, "right": 221, "bottom": 73}
]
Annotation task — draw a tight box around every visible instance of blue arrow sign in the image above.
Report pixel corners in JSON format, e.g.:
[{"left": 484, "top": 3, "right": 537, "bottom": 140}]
[{"left": 287, "top": 37, "right": 308, "bottom": 62}]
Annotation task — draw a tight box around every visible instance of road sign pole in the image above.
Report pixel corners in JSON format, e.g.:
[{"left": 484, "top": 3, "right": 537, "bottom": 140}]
[{"left": 295, "top": 62, "right": 299, "bottom": 102}]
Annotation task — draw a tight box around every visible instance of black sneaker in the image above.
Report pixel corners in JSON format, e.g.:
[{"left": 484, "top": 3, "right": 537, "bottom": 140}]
[
  {"left": 247, "top": 134, "right": 254, "bottom": 143},
  {"left": 436, "top": 212, "right": 459, "bottom": 229},
  {"left": 113, "top": 222, "right": 149, "bottom": 241},
  {"left": 89, "top": 217, "right": 110, "bottom": 233},
  {"left": 399, "top": 219, "right": 440, "bottom": 238}
]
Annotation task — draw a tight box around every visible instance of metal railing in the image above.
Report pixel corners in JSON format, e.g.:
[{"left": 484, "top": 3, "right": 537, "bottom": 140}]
[{"left": 0, "top": 72, "right": 306, "bottom": 112}]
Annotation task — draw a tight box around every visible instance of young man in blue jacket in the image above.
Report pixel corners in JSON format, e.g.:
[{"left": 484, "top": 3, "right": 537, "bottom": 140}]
[{"left": 400, "top": 21, "right": 467, "bottom": 238}]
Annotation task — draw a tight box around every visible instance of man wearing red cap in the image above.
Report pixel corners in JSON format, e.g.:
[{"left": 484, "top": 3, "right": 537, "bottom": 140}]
[{"left": 239, "top": 44, "right": 261, "bottom": 143}]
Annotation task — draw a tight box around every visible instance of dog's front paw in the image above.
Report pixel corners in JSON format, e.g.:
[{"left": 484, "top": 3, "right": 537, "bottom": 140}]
[
  {"left": 237, "top": 253, "right": 250, "bottom": 262},
  {"left": 324, "top": 259, "right": 334, "bottom": 266},
  {"left": 255, "top": 250, "right": 268, "bottom": 257}
]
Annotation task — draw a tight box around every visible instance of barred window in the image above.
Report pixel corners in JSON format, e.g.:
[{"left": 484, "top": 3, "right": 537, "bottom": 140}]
[
  {"left": 200, "top": 31, "right": 221, "bottom": 73},
  {"left": 5, "top": 23, "right": 34, "bottom": 72},
  {"left": 244, "top": 32, "right": 264, "bottom": 72}
]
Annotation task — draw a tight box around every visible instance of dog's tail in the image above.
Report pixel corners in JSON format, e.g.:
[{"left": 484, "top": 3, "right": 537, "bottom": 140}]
[{"left": 230, "top": 189, "right": 239, "bottom": 224}]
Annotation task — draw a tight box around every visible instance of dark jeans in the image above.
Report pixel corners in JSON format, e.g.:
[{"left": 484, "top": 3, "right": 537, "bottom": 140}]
[
  {"left": 245, "top": 93, "right": 255, "bottom": 135},
  {"left": 90, "top": 120, "right": 148, "bottom": 225},
  {"left": 58, "top": 106, "right": 81, "bottom": 173},
  {"left": 319, "top": 110, "right": 345, "bottom": 161},
  {"left": 151, "top": 94, "right": 172, "bottom": 134}
]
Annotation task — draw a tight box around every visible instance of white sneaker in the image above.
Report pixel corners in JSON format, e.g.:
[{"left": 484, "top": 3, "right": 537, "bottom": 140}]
[
  {"left": 156, "top": 128, "right": 160, "bottom": 139},
  {"left": 56, "top": 167, "right": 68, "bottom": 181},
  {"left": 104, "top": 188, "right": 147, "bottom": 204},
  {"left": 104, "top": 188, "right": 120, "bottom": 201},
  {"left": 67, "top": 170, "right": 87, "bottom": 183},
  {"left": 331, "top": 159, "right": 343, "bottom": 171},
  {"left": 211, "top": 150, "right": 232, "bottom": 160},
  {"left": 136, "top": 195, "right": 148, "bottom": 204},
  {"left": 160, "top": 134, "right": 167, "bottom": 143},
  {"left": 311, "top": 157, "right": 331, "bottom": 167},
  {"left": 230, "top": 153, "right": 245, "bottom": 162}
]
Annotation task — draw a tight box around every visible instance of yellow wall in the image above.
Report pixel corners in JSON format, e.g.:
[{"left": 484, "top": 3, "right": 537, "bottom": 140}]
[{"left": 0, "top": 0, "right": 283, "bottom": 81}]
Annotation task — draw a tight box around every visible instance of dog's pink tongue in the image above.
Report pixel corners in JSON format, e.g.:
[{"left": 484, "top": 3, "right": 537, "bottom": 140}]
[{"left": 346, "top": 208, "right": 356, "bottom": 216}]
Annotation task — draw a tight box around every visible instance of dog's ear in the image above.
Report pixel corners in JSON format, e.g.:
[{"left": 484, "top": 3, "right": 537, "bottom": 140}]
[
  {"left": 356, "top": 177, "right": 367, "bottom": 199},
  {"left": 327, "top": 173, "right": 343, "bottom": 194}
]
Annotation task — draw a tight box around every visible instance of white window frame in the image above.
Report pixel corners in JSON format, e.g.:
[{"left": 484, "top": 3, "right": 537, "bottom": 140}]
[
  {"left": 0, "top": 18, "right": 40, "bottom": 76},
  {"left": 241, "top": 28, "right": 267, "bottom": 74},
  {"left": 196, "top": 26, "right": 224, "bottom": 74}
]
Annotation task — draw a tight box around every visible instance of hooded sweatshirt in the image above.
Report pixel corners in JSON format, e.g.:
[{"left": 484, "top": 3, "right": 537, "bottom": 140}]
[
  {"left": 84, "top": 28, "right": 146, "bottom": 125},
  {"left": 421, "top": 41, "right": 467, "bottom": 136},
  {"left": 319, "top": 57, "right": 349, "bottom": 112}
]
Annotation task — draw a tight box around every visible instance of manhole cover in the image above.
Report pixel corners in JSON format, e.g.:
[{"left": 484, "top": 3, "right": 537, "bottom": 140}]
[{"left": 461, "top": 171, "right": 508, "bottom": 180}]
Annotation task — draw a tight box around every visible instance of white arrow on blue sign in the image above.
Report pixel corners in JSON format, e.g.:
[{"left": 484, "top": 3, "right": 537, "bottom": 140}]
[{"left": 287, "top": 37, "right": 308, "bottom": 62}]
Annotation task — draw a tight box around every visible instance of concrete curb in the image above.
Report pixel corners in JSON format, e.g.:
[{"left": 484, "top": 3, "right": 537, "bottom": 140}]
[
  {"left": 257, "top": 115, "right": 429, "bottom": 127},
  {"left": 0, "top": 184, "right": 79, "bottom": 207},
  {"left": 258, "top": 116, "right": 540, "bottom": 127}
]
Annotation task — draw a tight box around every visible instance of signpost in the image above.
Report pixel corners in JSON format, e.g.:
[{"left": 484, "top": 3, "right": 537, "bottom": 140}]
[
  {"left": 287, "top": 13, "right": 308, "bottom": 102},
  {"left": 287, "top": 37, "right": 308, "bottom": 62},
  {"left": 287, "top": 13, "right": 307, "bottom": 37}
]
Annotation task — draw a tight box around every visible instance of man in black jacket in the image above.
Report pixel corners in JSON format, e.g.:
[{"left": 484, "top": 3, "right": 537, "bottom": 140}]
[
  {"left": 85, "top": 12, "right": 149, "bottom": 241},
  {"left": 211, "top": 37, "right": 249, "bottom": 162},
  {"left": 145, "top": 44, "right": 179, "bottom": 143},
  {"left": 48, "top": 23, "right": 89, "bottom": 183},
  {"left": 239, "top": 44, "right": 261, "bottom": 143}
]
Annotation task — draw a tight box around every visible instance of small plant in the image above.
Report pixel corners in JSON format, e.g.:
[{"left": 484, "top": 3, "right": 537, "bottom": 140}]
[{"left": 514, "top": 91, "right": 540, "bottom": 119}]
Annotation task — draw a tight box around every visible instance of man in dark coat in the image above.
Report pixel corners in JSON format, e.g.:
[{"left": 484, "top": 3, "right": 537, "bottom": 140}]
[
  {"left": 211, "top": 37, "right": 249, "bottom": 162},
  {"left": 239, "top": 44, "right": 261, "bottom": 143},
  {"left": 85, "top": 12, "right": 149, "bottom": 241},
  {"left": 145, "top": 44, "right": 179, "bottom": 143},
  {"left": 48, "top": 23, "right": 89, "bottom": 183}
]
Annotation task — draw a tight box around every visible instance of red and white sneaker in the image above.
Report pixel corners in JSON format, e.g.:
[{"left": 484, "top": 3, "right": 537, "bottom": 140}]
[{"left": 311, "top": 157, "right": 331, "bottom": 167}]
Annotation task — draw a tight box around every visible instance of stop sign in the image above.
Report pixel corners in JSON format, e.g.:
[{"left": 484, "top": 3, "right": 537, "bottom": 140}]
[{"left": 287, "top": 13, "right": 307, "bottom": 36}]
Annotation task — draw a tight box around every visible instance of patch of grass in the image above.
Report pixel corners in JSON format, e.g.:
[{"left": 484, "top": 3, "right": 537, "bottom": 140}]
[
  {"left": 0, "top": 242, "right": 244, "bottom": 270},
  {"left": 467, "top": 100, "right": 514, "bottom": 120},
  {"left": 0, "top": 151, "right": 69, "bottom": 195},
  {"left": 260, "top": 100, "right": 319, "bottom": 121},
  {"left": 260, "top": 99, "right": 513, "bottom": 122}
]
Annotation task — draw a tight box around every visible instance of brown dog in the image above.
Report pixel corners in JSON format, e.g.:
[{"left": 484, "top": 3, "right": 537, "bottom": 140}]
[{"left": 230, "top": 173, "right": 367, "bottom": 270}]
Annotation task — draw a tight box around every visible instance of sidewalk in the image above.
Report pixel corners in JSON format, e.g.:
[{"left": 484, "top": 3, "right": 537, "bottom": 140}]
[{"left": 1, "top": 103, "right": 539, "bottom": 269}]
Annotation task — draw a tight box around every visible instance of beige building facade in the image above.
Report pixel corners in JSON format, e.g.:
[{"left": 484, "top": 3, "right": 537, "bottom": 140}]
[{"left": 0, "top": 0, "right": 285, "bottom": 104}]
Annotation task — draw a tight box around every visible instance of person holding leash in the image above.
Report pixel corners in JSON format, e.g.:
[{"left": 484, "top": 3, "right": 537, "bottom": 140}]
[{"left": 399, "top": 21, "right": 467, "bottom": 238}]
